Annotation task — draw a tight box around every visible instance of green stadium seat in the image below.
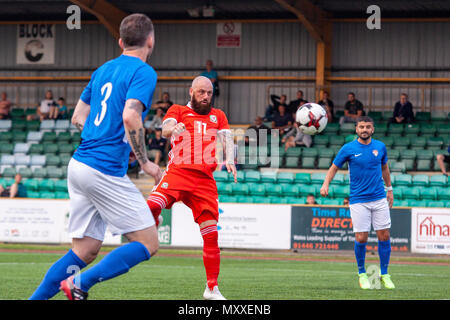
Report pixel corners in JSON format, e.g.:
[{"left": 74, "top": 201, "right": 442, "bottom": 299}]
[
  {"left": 22, "top": 179, "right": 39, "bottom": 192},
  {"left": 42, "top": 132, "right": 57, "bottom": 143},
  {"left": 55, "top": 192, "right": 70, "bottom": 199},
  {"left": 437, "top": 188, "right": 450, "bottom": 201},
  {"left": 26, "top": 191, "right": 40, "bottom": 198},
  {"left": 299, "top": 185, "right": 318, "bottom": 197},
  {"left": 28, "top": 144, "right": 44, "bottom": 155},
  {"left": 408, "top": 200, "right": 427, "bottom": 207},
  {"left": 0, "top": 131, "right": 12, "bottom": 143},
  {"left": 47, "top": 167, "right": 64, "bottom": 179},
  {"left": 2, "top": 167, "right": 16, "bottom": 178},
  {"left": 213, "top": 171, "right": 229, "bottom": 182},
  {"left": 301, "top": 156, "right": 315, "bottom": 169},
  {"left": 368, "top": 111, "right": 382, "bottom": 121},
  {"left": 231, "top": 183, "right": 249, "bottom": 195},
  {"left": 32, "top": 167, "right": 47, "bottom": 179},
  {"left": 388, "top": 123, "right": 404, "bottom": 135},
  {"left": 330, "top": 185, "right": 349, "bottom": 198},
  {"left": 260, "top": 171, "right": 278, "bottom": 183},
  {"left": 379, "top": 136, "right": 394, "bottom": 148},
  {"left": 427, "top": 201, "right": 445, "bottom": 208},
  {"left": 57, "top": 131, "right": 72, "bottom": 143},
  {"left": 277, "top": 172, "right": 294, "bottom": 184},
  {"left": 400, "top": 149, "right": 416, "bottom": 160},
  {"left": 431, "top": 111, "right": 448, "bottom": 122},
  {"left": 294, "top": 173, "right": 311, "bottom": 184},
  {"left": 404, "top": 123, "right": 420, "bottom": 135},
  {"left": 417, "top": 149, "right": 434, "bottom": 160},
  {"left": 241, "top": 161, "right": 258, "bottom": 171},
  {"left": 0, "top": 143, "right": 14, "bottom": 155},
  {"left": 393, "top": 174, "right": 412, "bottom": 186},
  {"left": 285, "top": 147, "right": 302, "bottom": 158},
  {"left": 340, "top": 123, "right": 355, "bottom": 135},
  {"left": 392, "top": 136, "right": 410, "bottom": 149},
  {"left": 410, "top": 136, "right": 427, "bottom": 150},
  {"left": 436, "top": 123, "right": 450, "bottom": 135},
  {"left": 393, "top": 188, "right": 403, "bottom": 200},
  {"left": 244, "top": 171, "right": 260, "bottom": 183},
  {"left": 265, "top": 184, "right": 282, "bottom": 196},
  {"left": 412, "top": 174, "right": 429, "bottom": 187},
  {"left": 236, "top": 171, "right": 245, "bottom": 183},
  {"left": 269, "top": 196, "right": 288, "bottom": 204},
  {"left": 394, "top": 200, "right": 409, "bottom": 207},
  {"left": 71, "top": 132, "right": 82, "bottom": 143},
  {"left": 415, "top": 112, "right": 431, "bottom": 122},
  {"left": 12, "top": 131, "right": 26, "bottom": 143},
  {"left": 236, "top": 196, "right": 253, "bottom": 203},
  {"left": 26, "top": 120, "right": 40, "bottom": 131},
  {"left": 389, "top": 161, "right": 406, "bottom": 173},
  {"left": 416, "top": 160, "right": 431, "bottom": 171},
  {"left": 381, "top": 111, "right": 393, "bottom": 121},
  {"left": 402, "top": 159, "right": 415, "bottom": 171},
  {"left": 280, "top": 184, "right": 299, "bottom": 197},
  {"left": 427, "top": 137, "right": 444, "bottom": 149},
  {"left": 39, "top": 192, "right": 56, "bottom": 199},
  {"left": 252, "top": 196, "right": 271, "bottom": 203},
  {"left": 421, "top": 123, "right": 437, "bottom": 135},
  {"left": 247, "top": 183, "right": 265, "bottom": 196},
  {"left": 18, "top": 167, "right": 32, "bottom": 178},
  {"left": 321, "top": 198, "right": 341, "bottom": 206},
  {"left": 387, "top": 149, "right": 400, "bottom": 161},
  {"left": 43, "top": 143, "right": 59, "bottom": 155},
  {"left": 10, "top": 108, "right": 25, "bottom": 119},
  {"left": 286, "top": 196, "right": 306, "bottom": 204},
  {"left": 216, "top": 182, "right": 232, "bottom": 195},
  {"left": 402, "top": 187, "right": 420, "bottom": 200},
  {"left": 330, "top": 173, "right": 345, "bottom": 185},
  {"left": 54, "top": 179, "right": 68, "bottom": 192},
  {"left": 46, "top": 155, "right": 61, "bottom": 167},
  {"left": 311, "top": 172, "right": 326, "bottom": 185},
  {"left": 11, "top": 120, "right": 27, "bottom": 131},
  {"left": 375, "top": 123, "right": 388, "bottom": 135},
  {"left": 313, "top": 135, "right": 329, "bottom": 146},
  {"left": 420, "top": 187, "right": 438, "bottom": 200},
  {"left": 323, "top": 123, "right": 339, "bottom": 134},
  {"left": 329, "top": 135, "right": 345, "bottom": 146},
  {"left": 39, "top": 179, "right": 55, "bottom": 192},
  {"left": 429, "top": 175, "right": 447, "bottom": 187},
  {"left": 344, "top": 134, "right": 357, "bottom": 144}
]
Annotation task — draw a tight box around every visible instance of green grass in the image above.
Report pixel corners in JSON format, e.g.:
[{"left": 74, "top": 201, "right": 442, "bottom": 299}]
[{"left": 0, "top": 249, "right": 449, "bottom": 300}]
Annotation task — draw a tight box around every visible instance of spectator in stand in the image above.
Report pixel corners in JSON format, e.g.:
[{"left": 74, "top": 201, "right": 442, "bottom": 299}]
[
  {"left": 200, "top": 59, "right": 219, "bottom": 106},
  {"left": 0, "top": 173, "right": 26, "bottom": 198},
  {"left": 146, "top": 107, "right": 164, "bottom": 135},
  {"left": 244, "top": 116, "right": 270, "bottom": 146},
  {"left": 265, "top": 94, "right": 288, "bottom": 122},
  {"left": 306, "top": 194, "right": 318, "bottom": 205},
  {"left": 152, "top": 91, "right": 173, "bottom": 114},
  {"left": 390, "top": 93, "right": 414, "bottom": 124},
  {"left": 339, "top": 92, "right": 364, "bottom": 125},
  {"left": 49, "top": 97, "right": 68, "bottom": 120},
  {"left": 281, "top": 122, "right": 312, "bottom": 151},
  {"left": 272, "top": 104, "right": 293, "bottom": 137},
  {"left": 28, "top": 90, "right": 57, "bottom": 121},
  {"left": 343, "top": 197, "right": 349, "bottom": 206},
  {"left": 288, "top": 90, "right": 308, "bottom": 114},
  {"left": 0, "top": 92, "right": 12, "bottom": 119},
  {"left": 436, "top": 145, "right": 450, "bottom": 177},
  {"left": 148, "top": 128, "right": 167, "bottom": 166},
  {"left": 317, "top": 90, "right": 335, "bottom": 123}
]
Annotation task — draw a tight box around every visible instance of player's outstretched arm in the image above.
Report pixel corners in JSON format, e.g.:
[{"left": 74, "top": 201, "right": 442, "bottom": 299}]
[
  {"left": 123, "top": 99, "right": 162, "bottom": 182},
  {"left": 71, "top": 99, "right": 91, "bottom": 132},
  {"left": 320, "top": 164, "right": 339, "bottom": 197},
  {"left": 218, "top": 129, "right": 237, "bottom": 183}
]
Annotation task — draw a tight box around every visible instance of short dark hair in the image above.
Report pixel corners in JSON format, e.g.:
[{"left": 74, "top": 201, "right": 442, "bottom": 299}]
[
  {"left": 58, "top": 97, "right": 65, "bottom": 101},
  {"left": 120, "top": 13, "right": 154, "bottom": 48},
  {"left": 355, "top": 116, "right": 374, "bottom": 125},
  {"left": 348, "top": 92, "right": 355, "bottom": 97}
]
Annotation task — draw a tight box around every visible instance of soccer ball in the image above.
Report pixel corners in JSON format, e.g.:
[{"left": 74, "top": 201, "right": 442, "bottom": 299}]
[{"left": 295, "top": 103, "right": 328, "bottom": 135}]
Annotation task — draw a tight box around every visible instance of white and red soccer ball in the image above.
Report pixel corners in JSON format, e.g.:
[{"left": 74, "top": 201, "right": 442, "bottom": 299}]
[{"left": 295, "top": 103, "right": 328, "bottom": 135}]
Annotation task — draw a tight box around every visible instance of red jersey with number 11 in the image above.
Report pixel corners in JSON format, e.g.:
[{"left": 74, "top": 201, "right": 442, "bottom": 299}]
[{"left": 162, "top": 102, "right": 230, "bottom": 175}]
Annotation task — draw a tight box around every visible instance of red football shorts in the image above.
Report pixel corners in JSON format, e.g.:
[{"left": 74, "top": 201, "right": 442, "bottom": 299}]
[{"left": 150, "top": 167, "right": 219, "bottom": 225}]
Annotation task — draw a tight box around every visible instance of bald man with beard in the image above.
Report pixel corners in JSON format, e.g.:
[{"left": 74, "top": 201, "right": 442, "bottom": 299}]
[{"left": 147, "top": 76, "right": 236, "bottom": 300}]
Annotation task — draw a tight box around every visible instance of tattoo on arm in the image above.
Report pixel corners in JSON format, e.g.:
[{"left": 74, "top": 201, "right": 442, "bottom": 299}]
[
  {"left": 126, "top": 99, "right": 144, "bottom": 114},
  {"left": 128, "top": 128, "right": 148, "bottom": 165}
]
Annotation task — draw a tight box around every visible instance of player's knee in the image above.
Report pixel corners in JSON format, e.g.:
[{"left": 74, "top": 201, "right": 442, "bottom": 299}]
[
  {"left": 437, "top": 154, "right": 444, "bottom": 161},
  {"left": 73, "top": 248, "right": 99, "bottom": 265},
  {"left": 355, "top": 233, "right": 368, "bottom": 243}
]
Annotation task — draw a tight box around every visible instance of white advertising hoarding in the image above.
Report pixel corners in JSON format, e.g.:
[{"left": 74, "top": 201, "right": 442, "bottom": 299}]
[
  {"left": 411, "top": 208, "right": 450, "bottom": 254},
  {"left": 0, "top": 199, "right": 121, "bottom": 245},
  {"left": 171, "top": 202, "right": 291, "bottom": 249}
]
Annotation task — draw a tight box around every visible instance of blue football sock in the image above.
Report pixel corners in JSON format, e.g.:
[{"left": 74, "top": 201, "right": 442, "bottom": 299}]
[
  {"left": 74, "top": 241, "right": 150, "bottom": 292},
  {"left": 378, "top": 239, "right": 391, "bottom": 275},
  {"left": 354, "top": 241, "right": 367, "bottom": 274},
  {"left": 29, "top": 249, "right": 87, "bottom": 300}
]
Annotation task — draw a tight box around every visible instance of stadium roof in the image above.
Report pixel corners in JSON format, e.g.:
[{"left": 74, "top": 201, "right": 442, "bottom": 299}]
[{"left": 1, "top": 0, "right": 450, "bottom": 22}]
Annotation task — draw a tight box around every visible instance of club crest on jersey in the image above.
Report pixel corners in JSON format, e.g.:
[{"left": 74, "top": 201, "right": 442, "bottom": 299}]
[
  {"left": 210, "top": 115, "right": 217, "bottom": 123},
  {"left": 162, "top": 182, "right": 169, "bottom": 189},
  {"left": 372, "top": 150, "right": 379, "bottom": 157}
]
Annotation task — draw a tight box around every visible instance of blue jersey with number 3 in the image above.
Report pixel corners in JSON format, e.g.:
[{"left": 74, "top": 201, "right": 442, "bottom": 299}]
[{"left": 73, "top": 54, "right": 157, "bottom": 177}]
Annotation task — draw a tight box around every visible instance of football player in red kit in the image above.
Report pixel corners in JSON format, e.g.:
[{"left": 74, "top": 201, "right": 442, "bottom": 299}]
[{"left": 147, "top": 76, "right": 237, "bottom": 300}]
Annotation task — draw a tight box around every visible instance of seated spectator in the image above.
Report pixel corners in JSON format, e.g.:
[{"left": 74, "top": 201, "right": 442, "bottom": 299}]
[
  {"left": 147, "top": 107, "right": 164, "bottom": 135},
  {"left": 271, "top": 104, "right": 293, "bottom": 137},
  {"left": 0, "top": 174, "right": 26, "bottom": 198},
  {"left": 306, "top": 194, "right": 318, "bottom": 205},
  {"left": 436, "top": 146, "right": 450, "bottom": 177},
  {"left": 343, "top": 197, "right": 349, "bottom": 206},
  {"left": 245, "top": 116, "right": 270, "bottom": 146},
  {"left": 317, "top": 91, "right": 334, "bottom": 123},
  {"left": 148, "top": 128, "right": 167, "bottom": 166},
  {"left": 390, "top": 93, "right": 414, "bottom": 124},
  {"left": 152, "top": 92, "right": 173, "bottom": 114},
  {"left": 339, "top": 92, "right": 364, "bottom": 125},
  {"left": 281, "top": 122, "right": 312, "bottom": 151},
  {"left": 265, "top": 94, "right": 288, "bottom": 121},
  {"left": 0, "top": 92, "right": 12, "bottom": 119},
  {"left": 288, "top": 90, "right": 308, "bottom": 114},
  {"left": 28, "top": 90, "right": 57, "bottom": 121},
  {"left": 49, "top": 97, "right": 68, "bottom": 120}
]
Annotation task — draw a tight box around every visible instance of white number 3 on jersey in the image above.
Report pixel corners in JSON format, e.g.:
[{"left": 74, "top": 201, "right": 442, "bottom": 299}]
[{"left": 94, "top": 82, "right": 113, "bottom": 126}]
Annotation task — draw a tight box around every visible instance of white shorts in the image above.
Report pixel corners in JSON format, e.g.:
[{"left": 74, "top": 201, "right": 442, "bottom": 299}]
[
  {"left": 67, "top": 158, "right": 155, "bottom": 241},
  {"left": 349, "top": 198, "right": 391, "bottom": 233}
]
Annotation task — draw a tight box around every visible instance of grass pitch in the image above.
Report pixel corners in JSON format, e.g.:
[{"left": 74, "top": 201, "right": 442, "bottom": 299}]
[{"left": 0, "top": 245, "right": 449, "bottom": 300}]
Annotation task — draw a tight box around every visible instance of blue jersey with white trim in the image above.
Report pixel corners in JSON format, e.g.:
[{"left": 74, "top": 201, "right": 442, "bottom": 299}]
[
  {"left": 73, "top": 54, "right": 157, "bottom": 177},
  {"left": 333, "top": 139, "right": 388, "bottom": 205}
]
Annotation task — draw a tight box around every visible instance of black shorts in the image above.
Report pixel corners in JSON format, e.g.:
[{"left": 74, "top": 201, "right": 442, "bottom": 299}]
[{"left": 0, "top": 188, "right": 10, "bottom": 197}]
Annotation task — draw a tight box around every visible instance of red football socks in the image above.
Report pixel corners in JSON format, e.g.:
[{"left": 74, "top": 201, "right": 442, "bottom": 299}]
[{"left": 201, "top": 225, "right": 220, "bottom": 290}]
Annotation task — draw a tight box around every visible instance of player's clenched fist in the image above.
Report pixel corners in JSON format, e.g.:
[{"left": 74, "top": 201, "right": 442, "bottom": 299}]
[
  {"left": 320, "top": 184, "right": 329, "bottom": 197},
  {"left": 172, "top": 122, "right": 186, "bottom": 137}
]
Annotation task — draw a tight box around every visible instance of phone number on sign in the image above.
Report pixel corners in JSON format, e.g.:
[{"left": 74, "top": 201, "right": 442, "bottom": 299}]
[{"left": 292, "top": 242, "right": 339, "bottom": 250}]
